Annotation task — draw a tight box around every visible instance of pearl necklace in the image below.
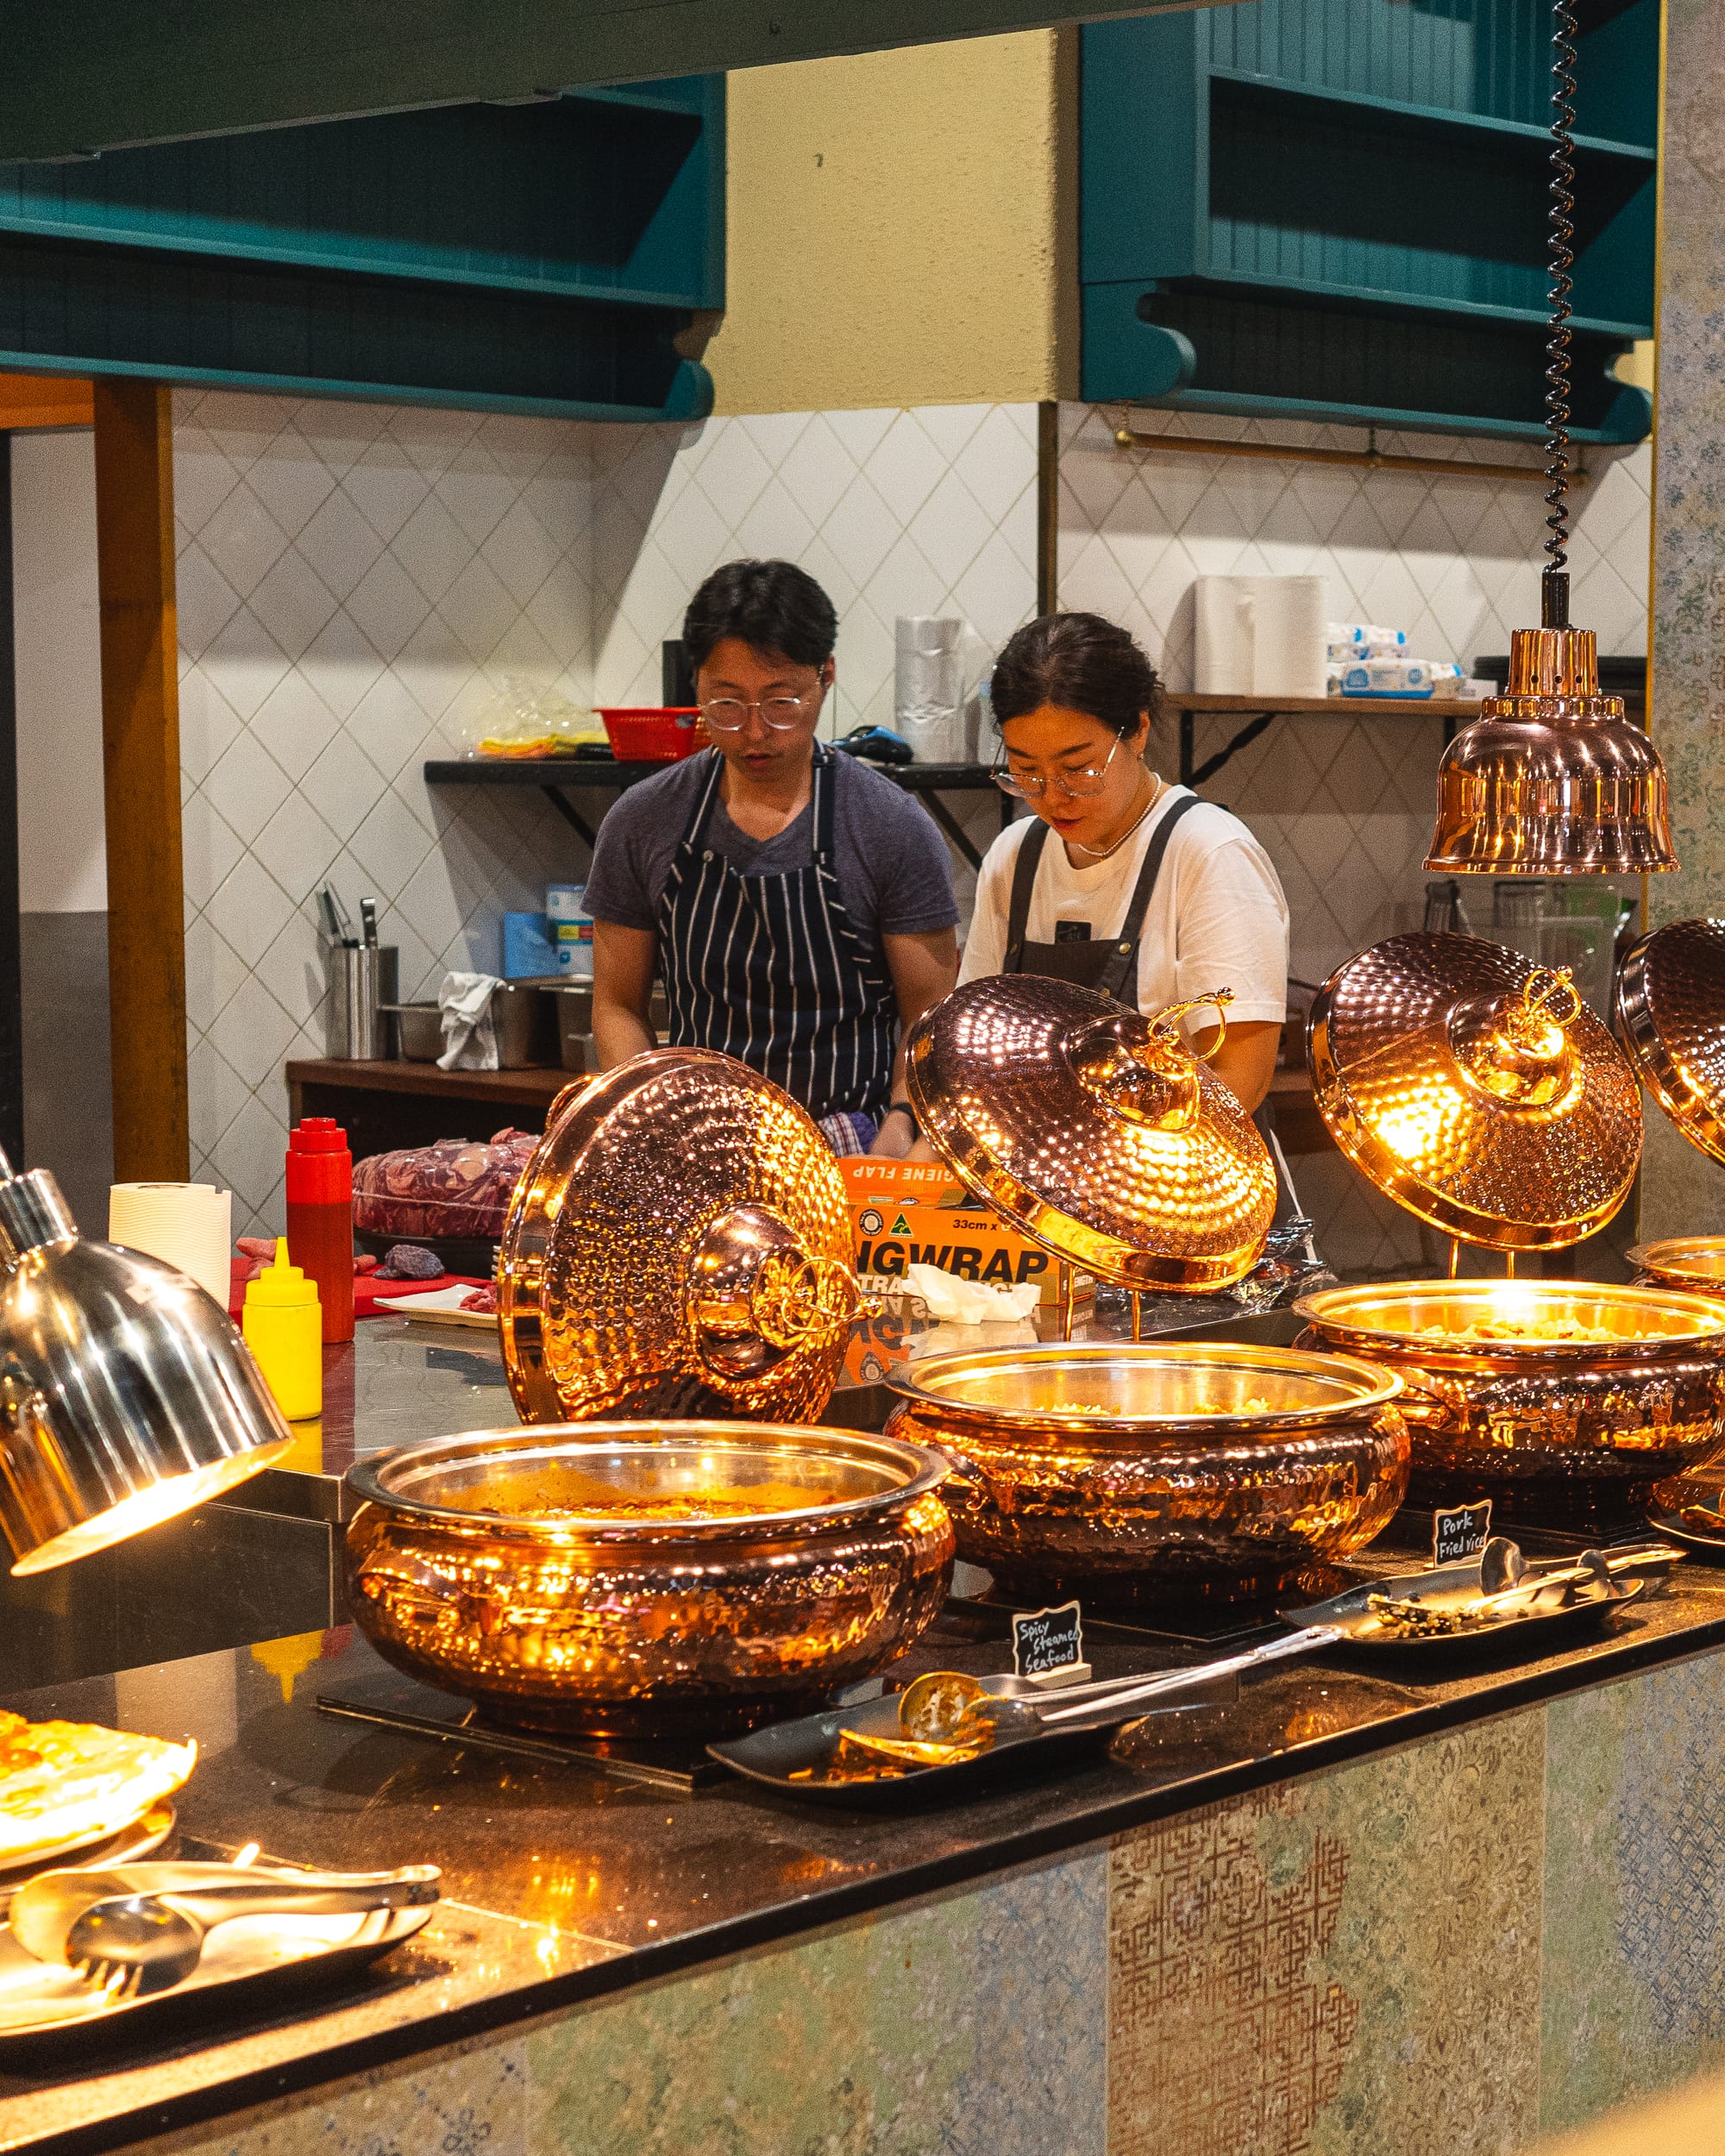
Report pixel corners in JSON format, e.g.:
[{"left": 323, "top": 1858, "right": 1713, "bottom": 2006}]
[{"left": 1067, "top": 775, "right": 1165, "bottom": 865}]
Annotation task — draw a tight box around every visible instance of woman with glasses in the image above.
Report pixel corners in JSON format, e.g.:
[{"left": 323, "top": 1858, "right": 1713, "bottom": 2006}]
[
  {"left": 585, "top": 559, "right": 959, "bottom": 1156},
  {"left": 962, "top": 611, "right": 1289, "bottom": 1118}
]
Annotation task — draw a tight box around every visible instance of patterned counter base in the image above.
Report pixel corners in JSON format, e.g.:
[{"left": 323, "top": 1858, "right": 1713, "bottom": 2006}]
[{"left": 134, "top": 1646, "right": 1725, "bottom": 2156}]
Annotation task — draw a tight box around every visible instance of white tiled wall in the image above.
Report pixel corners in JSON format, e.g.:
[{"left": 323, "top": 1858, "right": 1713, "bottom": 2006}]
[
  {"left": 588, "top": 404, "right": 1040, "bottom": 729},
  {"left": 1058, "top": 404, "right": 1651, "bottom": 996},
  {"left": 176, "top": 395, "right": 1038, "bottom": 1231},
  {"left": 1057, "top": 404, "right": 1650, "bottom": 1275},
  {"left": 176, "top": 390, "right": 596, "bottom": 1232},
  {"left": 176, "top": 385, "right": 1651, "bottom": 1268}
]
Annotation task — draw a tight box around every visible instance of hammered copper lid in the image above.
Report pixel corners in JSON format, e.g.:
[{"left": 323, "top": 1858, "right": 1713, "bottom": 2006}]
[
  {"left": 498, "top": 1049, "right": 860, "bottom": 1425},
  {"left": 1308, "top": 931, "right": 1640, "bottom": 1248},
  {"left": 905, "top": 975, "right": 1276, "bottom": 1291},
  {"left": 1616, "top": 918, "right": 1725, "bottom": 1167}
]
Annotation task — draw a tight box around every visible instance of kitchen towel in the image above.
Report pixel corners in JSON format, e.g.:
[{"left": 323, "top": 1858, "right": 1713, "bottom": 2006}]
[
  {"left": 437, "top": 972, "right": 503, "bottom": 1069},
  {"left": 109, "top": 1182, "right": 233, "bottom": 1308},
  {"left": 1194, "top": 575, "right": 1327, "bottom": 696}
]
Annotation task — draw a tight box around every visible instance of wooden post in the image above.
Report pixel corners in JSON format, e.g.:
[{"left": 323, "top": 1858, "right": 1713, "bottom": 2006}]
[
  {"left": 92, "top": 379, "right": 187, "bottom": 1181},
  {"left": 0, "top": 436, "right": 21, "bottom": 1169},
  {"left": 1036, "top": 399, "right": 1059, "bottom": 617}
]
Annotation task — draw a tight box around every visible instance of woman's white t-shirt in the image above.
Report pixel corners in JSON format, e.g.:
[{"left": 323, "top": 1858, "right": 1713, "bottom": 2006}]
[{"left": 959, "top": 785, "right": 1289, "bottom": 1027}]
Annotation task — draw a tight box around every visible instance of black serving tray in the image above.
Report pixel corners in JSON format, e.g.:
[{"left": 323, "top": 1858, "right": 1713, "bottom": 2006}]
[{"left": 708, "top": 1664, "right": 1239, "bottom": 1812}]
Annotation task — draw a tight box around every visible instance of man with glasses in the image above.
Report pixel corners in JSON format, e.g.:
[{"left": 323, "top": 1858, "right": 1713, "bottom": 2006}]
[{"left": 586, "top": 559, "right": 959, "bottom": 1155}]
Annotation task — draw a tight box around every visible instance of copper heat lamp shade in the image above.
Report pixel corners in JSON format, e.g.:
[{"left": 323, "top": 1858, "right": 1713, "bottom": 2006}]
[{"left": 1426, "top": 624, "right": 1675, "bottom": 875}]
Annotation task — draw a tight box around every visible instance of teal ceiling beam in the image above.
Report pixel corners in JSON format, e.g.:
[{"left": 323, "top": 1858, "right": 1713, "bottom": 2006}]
[{"left": 0, "top": 0, "right": 1214, "bottom": 166}]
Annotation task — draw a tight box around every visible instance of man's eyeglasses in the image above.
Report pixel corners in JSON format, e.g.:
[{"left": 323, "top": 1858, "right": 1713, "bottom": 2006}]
[
  {"left": 992, "top": 731, "right": 1123, "bottom": 801},
  {"left": 699, "top": 686, "right": 824, "bottom": 734}
]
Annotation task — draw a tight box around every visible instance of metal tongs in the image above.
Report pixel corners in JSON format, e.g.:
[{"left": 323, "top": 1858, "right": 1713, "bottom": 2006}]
[
  {"left": 894, "top": 1539, "right": 1683, "bottom": 1751},
  {"left": 10, "top": 1859, "right": 440, "bottom": 1998}
]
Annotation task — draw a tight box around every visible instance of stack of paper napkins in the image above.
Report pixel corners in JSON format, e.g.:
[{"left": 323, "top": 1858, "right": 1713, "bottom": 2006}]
[{"left": 1326, "top": 623, "right": 1462, "bottom": 699}]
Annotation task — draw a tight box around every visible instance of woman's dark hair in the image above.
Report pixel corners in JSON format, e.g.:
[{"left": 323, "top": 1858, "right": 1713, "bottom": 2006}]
[
  {"left": 682, "top": 560, "right": 838, "bottom": 673},
  {"left": 990, "top": 612, "right": 1163, "bottom": 740}
]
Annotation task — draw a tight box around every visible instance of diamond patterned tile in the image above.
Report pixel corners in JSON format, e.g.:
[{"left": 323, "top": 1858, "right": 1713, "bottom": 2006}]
[
  {"left": 203, "top": 851, "right": 297, "bottom": 972},
  {"left": 776, "top": 414, "right": 862, "bottom": 530},
  {"left": 242, "top": 430, "right": 337, "bottom": 539},
  {"left": 294, "top": 486, "right": 385, "bottom": 598},
  {"left": 183, "top": 915, "right": 251, "bottom": 1039},
  {"left": 295, "top": 608, "right": 387, "bottom": 719},
  {"left": 186, "top": 1035, "right": 254, "bottom": 1163},
  {"left": 340, "top": 441, "right": 432, "bottom": 545},
  {"left": 180, "top": 794, "right": 248, "bottom": 917},
  {"left": 248, "top": 546, "right": 342, "bottom": 661},
  {"left": 392, "top": 490, "right": 478, "bottom": 605},
  {"left": 436, "top": 444, "right": 525, "bottom": 548},
  {"left": 201, "top": 726, "right": 295, "bottom": 846},
  {"left": 437, "top": 555, "right": 519, "bottom": 666},
  {"left": 484, "top": 499, "right": 567, "bottom": 610},
  {"left": 250, "top": 789, "right": 343, "bottom": 895},
  {"left": 178, "top": 664, "right": 248, "bottom": 789}
]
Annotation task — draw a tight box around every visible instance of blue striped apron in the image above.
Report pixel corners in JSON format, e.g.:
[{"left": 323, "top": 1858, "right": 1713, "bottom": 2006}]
[{"left": 657, "top": 748, "right": 899, "bottom": 1125}]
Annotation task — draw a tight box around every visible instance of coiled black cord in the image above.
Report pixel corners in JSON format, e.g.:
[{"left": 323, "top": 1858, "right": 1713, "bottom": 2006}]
[{"left": 1543, "top": 0, "right": 1578, "bottom": 621}]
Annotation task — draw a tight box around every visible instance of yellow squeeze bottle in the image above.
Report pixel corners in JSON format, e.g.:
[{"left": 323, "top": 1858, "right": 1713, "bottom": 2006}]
[{"left": 242, "top": 1237, "right": 323, "bottom": 1420}]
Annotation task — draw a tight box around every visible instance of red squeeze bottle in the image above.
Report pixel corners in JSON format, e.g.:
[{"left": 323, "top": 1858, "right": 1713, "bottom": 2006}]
[{"left": 285, "top": 1117, "right": 354, "bottom": 1344}]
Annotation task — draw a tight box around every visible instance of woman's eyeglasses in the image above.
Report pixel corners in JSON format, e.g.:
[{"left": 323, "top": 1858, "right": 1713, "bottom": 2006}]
[
  {"left": 699, "top": 687, "right": 823, "bottom": 734},
  {"left": 992, "top": 732, "right": 1123, "bottom": 800}
]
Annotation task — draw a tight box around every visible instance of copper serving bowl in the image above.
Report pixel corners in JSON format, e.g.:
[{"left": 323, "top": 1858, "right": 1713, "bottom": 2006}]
[
  {"left": 1628, "top": 1238, "right": 1725, "bottom": 1294},
  {"left": 1295, "top": 1280, "right": 1725, "bottom": 1523},
  {"left": 343, "top": 1425, "right": 955, "bottom": 1737},
  {"left": 884, "top": 1344, "right": 1408, "bottom": 1604}
]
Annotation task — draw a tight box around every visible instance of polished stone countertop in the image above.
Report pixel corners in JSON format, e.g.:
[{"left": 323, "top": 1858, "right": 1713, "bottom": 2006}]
[{"left": 6, "top": 1540, "right": 1725, "bottom": 2153}]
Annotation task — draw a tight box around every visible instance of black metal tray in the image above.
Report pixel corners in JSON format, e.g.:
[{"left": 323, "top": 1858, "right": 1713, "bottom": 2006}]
[
  {"left": 708, "top": 1667, "right": 1234, "bottom": 1812},
  {"left": 1282, "top": 1557, "right": 1647, "bottom": 1658}
]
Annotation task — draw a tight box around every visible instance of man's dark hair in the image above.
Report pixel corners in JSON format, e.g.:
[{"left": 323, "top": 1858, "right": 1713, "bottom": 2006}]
[
  {"left": 682, "top": 560, "right": 839, "bottom": 674},
  {"left": 991, "top": 612, "right": 1164, "bottom": 740}
]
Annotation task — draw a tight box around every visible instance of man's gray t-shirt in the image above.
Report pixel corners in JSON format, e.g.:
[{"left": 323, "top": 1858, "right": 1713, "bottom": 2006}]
[{"left": 583, "top": 751, "right": 960, "bottom": 947}]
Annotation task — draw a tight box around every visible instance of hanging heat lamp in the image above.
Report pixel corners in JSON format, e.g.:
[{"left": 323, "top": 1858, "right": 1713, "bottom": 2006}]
[{"left": 1425, "top": 0, "right": 1675, "bottom": 877}]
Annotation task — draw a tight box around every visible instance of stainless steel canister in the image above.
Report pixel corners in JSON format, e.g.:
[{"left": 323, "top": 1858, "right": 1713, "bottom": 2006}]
[{"left": 328, "top": 945, "right": 398, "bottom": 1060}]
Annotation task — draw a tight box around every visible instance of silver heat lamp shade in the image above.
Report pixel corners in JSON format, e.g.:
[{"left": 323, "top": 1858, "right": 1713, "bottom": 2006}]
[{"left": 0, "top": 1163, "right": 293, "bottom": 1575}]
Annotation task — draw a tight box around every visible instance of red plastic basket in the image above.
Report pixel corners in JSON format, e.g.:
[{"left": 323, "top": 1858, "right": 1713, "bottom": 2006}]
[{"left": 598, "top": 707, "right": 706, "bottom": 761}]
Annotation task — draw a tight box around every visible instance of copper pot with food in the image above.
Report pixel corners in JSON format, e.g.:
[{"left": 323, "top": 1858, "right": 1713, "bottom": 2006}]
[
  {"left": 1302, "top": 932, "right": 1725, "bottom": 1520},
  {"left": 343, "top": 1423, "right": 954, "bottom": 1737},
  {"left": 1295, "top": 1280, "right": 1725, "bottom": 1521},
  {"left": 885, "top": 1341, "right": 1408, "bottom": 1602}
]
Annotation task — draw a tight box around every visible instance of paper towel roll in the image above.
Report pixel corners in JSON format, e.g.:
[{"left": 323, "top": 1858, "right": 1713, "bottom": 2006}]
[
  {"left": 109, "top": 1182, "right": 233, "bottom": 1309},
  {"left": 1194, "top": 576, "right": 1327, "bottom": 697},
  {"left": 895, "top": 617, "right": 969, "bottom": 763}
]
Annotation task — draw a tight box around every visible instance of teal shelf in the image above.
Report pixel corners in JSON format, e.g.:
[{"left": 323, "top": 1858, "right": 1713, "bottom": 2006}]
[
  {"left": 1205, "top": 70, "right": 1657, "bottom": 163},
  {"left": 1082, "top": 0, "right": 1656, "bottom": 441},
  {"left": 0, "top": 78, "right": 724, "bottom": 420}
]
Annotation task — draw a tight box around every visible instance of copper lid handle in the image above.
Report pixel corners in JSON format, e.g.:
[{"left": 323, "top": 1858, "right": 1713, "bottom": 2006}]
[
  {"left": 1450, "top": 965, "right": 1583, "bottom": 1110},
  {"left": 1149, "top": 990, "right": 1233, "bottom": 1064},
  {"left": 685, "top": 1204, "right": 860, "bottom": 1381},
  {"left": 1068, "top": 990, "right": 1233, "bottom": 1133}
]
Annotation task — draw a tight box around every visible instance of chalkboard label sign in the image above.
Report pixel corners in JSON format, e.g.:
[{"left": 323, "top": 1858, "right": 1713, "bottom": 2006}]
[
  {"left": 1012, "top": 1599, "right": 1084, "bottom": 1678},
  {"left": 1433, "top": 1501, "right": 1493, "bottom": 1566}
]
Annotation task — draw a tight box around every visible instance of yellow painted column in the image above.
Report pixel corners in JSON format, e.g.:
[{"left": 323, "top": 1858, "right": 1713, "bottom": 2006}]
[{"left": 705, "top": 31, "right": 1076, "bottom": 415}]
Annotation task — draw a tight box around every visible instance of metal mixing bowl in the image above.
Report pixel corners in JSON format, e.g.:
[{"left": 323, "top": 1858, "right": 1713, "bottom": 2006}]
[
  {"left": 883, "top": 1343, "right": 1408, "bottom": 1603},
  {"left": 1295, "top": 1279, "right": 1725, "bottom": 1522},
  {"left": 343, "top": 1424, "right": 955, "bottom": 1737}
]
